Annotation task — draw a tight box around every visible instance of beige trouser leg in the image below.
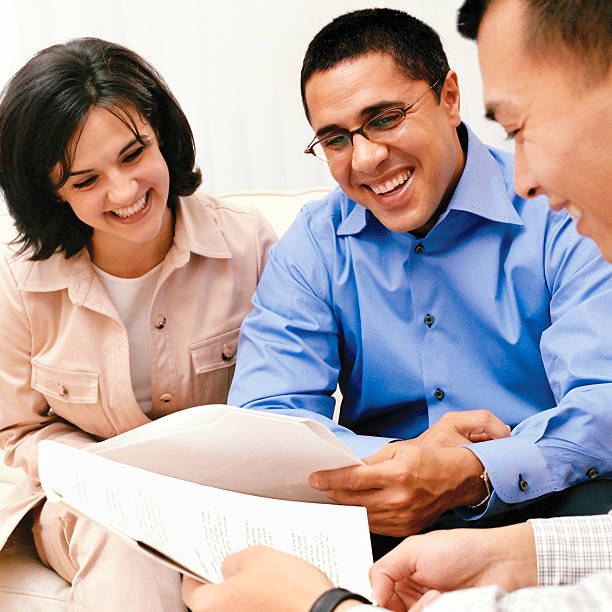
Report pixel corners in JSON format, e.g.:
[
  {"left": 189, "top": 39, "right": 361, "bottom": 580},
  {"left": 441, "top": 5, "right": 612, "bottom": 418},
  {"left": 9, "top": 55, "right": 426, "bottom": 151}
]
[{"left": 32, "top": 500, "right": 187, "bottom": 612}]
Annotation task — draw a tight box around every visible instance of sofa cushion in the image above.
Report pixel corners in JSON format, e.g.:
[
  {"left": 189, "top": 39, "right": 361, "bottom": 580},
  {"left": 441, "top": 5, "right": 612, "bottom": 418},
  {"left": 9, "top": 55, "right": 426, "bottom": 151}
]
[
  {"left": 0, "top": 481, "right": 69, "bottom": 610},
  {"left": 218, "top": 187, "right": 331, "bottom": 237}
]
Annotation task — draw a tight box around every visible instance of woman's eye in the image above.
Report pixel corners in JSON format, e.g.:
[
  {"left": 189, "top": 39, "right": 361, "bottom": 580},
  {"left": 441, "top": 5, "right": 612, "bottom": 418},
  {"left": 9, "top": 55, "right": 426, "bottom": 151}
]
[
  {"left": 123, "top": 146, "right": 145, "bottom": 163},
  {"left": 73, "top": 176, "right": 97, "bottom": 189}
]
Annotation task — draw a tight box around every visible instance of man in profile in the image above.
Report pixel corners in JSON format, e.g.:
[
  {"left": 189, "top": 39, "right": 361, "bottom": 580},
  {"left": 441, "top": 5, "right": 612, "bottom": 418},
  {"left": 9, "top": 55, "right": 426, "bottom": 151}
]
[{"left": 370, "top": 0, "right": 612, "bottom": 606}]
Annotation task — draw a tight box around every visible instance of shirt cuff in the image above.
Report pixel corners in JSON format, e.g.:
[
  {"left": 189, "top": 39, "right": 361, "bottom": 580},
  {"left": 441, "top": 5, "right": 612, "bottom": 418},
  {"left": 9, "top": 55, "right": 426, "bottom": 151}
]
[
  {"left": 529, "top": 514, "right": 612, "bottom": 586},
  {"left": 467, "top": 435, "right": 553, "bottom": 504}
]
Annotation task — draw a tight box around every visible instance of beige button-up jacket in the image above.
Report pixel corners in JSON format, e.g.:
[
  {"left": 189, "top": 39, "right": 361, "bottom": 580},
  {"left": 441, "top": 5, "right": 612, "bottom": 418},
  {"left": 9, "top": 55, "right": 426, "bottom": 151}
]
[{"left": 0, "top": 192, "right": 276, "bottom": 548}]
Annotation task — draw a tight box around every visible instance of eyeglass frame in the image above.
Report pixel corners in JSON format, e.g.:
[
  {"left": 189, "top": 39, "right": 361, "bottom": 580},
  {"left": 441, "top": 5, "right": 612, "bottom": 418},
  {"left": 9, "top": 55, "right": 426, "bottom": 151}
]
[{"left": 303, "top": 77, "right": 443, "bottom": 162}]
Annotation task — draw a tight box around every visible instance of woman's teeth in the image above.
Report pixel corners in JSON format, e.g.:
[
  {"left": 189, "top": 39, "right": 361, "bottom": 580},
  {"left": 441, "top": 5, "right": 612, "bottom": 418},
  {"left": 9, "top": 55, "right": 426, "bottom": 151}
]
[
  {"left": 372, "top": 171, "right": 412, "bottom": 195},
  {"left": 111, "top": 192, "right": 148, "bottom": 218}
]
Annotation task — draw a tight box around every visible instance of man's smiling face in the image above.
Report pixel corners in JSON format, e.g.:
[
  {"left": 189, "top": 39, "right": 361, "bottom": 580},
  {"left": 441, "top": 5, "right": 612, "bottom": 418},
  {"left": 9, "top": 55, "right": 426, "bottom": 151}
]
[
  {"left": 304, "top": 52, "right": 465, "bottom": 235},
  {"left": 478, "top": 0, "right": 612, "bottom": 261}
]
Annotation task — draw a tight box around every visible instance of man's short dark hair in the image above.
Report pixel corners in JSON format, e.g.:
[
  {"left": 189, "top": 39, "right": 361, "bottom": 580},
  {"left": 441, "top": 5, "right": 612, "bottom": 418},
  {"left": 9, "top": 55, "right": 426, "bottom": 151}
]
[
  {"left": 0, "top": 37, "right": 202, "bottom": 260},
  {"left": 300, "top": 8, "right": 450, "bottom": 121},
  {"left": 458, "top": 0, "right": 612, "bottom": 82}
]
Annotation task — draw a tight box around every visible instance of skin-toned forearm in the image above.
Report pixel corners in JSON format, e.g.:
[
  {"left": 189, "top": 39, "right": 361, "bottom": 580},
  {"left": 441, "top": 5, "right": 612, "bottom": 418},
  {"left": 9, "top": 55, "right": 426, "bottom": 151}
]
[
  {"left": 371, "top": 522, "right": 537, "bottom": 610},
  {"left": 441, "top": 447, "right": 489, "bottom": 507}
]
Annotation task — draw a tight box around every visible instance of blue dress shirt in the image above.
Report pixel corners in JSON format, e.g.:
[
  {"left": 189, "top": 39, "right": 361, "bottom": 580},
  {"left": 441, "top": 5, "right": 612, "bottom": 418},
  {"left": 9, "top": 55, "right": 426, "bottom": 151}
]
[{"left": 229, "top": 125, "right": 612, "bottom": 517}]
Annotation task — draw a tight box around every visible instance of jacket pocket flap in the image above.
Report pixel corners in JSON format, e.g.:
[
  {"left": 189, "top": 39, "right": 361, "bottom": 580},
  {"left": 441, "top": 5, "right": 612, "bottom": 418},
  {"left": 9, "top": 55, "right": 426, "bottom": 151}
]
[
  {"left": 190, "top": 328, "right": 240, "bottom": 374},
  {"left": 31, "top": 360, "right": 99, "bottom": 403}
]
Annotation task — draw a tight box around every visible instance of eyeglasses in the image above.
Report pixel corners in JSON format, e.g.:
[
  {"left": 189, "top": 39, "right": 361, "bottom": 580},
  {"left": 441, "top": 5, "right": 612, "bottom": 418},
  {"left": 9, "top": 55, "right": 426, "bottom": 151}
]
[{"left": 304, "top": 78, "right": 441, "bottom": 163}]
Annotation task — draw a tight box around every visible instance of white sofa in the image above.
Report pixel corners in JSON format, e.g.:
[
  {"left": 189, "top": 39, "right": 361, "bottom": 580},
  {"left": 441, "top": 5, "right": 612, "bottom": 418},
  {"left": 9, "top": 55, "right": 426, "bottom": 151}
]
[{"left": 0, "top": 187, "right": 331, "bottom": 610}]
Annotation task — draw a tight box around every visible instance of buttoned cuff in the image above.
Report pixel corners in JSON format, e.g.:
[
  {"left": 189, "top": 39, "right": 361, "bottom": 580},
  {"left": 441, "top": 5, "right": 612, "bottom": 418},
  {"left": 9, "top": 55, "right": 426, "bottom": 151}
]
[
  {"left": 529, "top": 514, "right": 612, "bottom": 586},
  {"left": 455, "top": 436, "right": 553, "bottom": 518}
]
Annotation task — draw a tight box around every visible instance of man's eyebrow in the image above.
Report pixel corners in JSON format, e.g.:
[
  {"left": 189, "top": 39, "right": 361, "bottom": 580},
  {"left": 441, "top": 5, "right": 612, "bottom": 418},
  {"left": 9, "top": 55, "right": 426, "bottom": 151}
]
[
  {"left": 484, "top": 100, "right": 514, "bottom": 123},
  {"left": 360, "top": 100, "right": 404, "bottom": 117},
  {"left": 315, "top": 123, "right": 345, "bottom": 139},
  {"left": 68, "top": 137, "right": 142, "bottom": 177},
  {"left": 314, "top": 101, "right": 404, "bottom": 138}
]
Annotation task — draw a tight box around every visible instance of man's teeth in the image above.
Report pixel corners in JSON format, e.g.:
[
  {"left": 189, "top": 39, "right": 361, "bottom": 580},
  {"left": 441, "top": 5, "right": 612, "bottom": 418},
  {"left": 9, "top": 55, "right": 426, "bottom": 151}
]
[
  {"left": 111, "top": 193, "right": 148, "bottom": 218},
  {"left": 565, "top": 203, "right": 581, "bottom": 221},
  {"left": 371, "top": 171, "right": 412, "bottom": 195}
]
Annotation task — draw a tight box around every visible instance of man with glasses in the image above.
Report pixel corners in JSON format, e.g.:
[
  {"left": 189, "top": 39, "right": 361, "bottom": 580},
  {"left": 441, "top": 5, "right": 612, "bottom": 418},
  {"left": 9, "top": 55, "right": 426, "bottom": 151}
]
[{"left": 228, "top": 7, "right": 612, "bottom": 555}]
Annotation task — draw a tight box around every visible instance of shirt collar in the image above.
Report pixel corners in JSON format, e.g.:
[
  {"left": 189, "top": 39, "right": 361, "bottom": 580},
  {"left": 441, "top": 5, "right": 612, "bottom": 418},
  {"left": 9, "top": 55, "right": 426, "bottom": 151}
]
[
  {"left": 447, "top": 124, "right": 523, "bottom": 226},
  {"left": 172, "top": 194, "right": 232, "bottom": 259},
  {"left": 337, "top": 195, "right": 368, "bottom": 236},
  {"left": 337, "top": 123, "right": 523, "bottom": 237},
  {"left": 16, "top": 194, "right": 232, "bottom": 296}
]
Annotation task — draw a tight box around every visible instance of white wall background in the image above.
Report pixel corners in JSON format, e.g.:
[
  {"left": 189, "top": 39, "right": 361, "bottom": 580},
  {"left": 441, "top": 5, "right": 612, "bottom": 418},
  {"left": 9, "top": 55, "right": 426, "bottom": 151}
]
[{"left": 0, "top": 0, "right": 511, "bottom": 197}]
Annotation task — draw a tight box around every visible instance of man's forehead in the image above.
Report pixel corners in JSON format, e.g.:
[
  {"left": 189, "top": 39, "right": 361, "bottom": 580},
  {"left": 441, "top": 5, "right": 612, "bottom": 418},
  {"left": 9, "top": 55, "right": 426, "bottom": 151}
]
[
  {"left": 304, "top": 53, "right": 419, "bottom": 127},
  {"left": 477, "top": 1, "right": 531, "bottom": 113}
]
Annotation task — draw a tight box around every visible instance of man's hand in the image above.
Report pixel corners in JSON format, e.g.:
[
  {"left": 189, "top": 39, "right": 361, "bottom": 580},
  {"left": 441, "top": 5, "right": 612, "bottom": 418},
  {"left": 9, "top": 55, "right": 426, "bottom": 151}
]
[
  {"left": 412, "top": 410, "right": 510, "bottom": 446},
  {"left": 181, "top": 546, "right": 337, "bottom": 612},
  {"left": 309, "top": 411, "right": 510, "bottom": 536},
  {"left": 311, "top": 444, "right": 485, "bottom": 535},
  {"left": 369, "top": 522, "right": 537, "bottom": 611}
]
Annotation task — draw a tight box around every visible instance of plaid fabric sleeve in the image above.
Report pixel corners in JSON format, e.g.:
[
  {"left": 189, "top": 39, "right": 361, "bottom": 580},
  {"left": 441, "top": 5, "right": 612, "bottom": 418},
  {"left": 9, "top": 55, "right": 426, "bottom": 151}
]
[{"left": 528, "top": 512, "right": 612, "bottom": 586}]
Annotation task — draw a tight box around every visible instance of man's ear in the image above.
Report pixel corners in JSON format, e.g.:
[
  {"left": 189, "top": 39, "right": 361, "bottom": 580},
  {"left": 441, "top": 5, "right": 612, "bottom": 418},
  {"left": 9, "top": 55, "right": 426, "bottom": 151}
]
[{"left": 439, "top": 70, "right": 462, "bottom": 127}]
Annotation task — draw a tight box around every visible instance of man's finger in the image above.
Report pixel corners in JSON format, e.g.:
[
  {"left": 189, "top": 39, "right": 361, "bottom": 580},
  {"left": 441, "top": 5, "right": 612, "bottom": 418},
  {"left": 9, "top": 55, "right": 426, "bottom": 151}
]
[
  {"left": 309, "top": 463, "right": 391, "bottom": 491},
  {"left": 440, "top": 410, "right": 510, "bottom": 441},
  {"left": 181, "top": 576, "right": 225, "bottom": 611}
]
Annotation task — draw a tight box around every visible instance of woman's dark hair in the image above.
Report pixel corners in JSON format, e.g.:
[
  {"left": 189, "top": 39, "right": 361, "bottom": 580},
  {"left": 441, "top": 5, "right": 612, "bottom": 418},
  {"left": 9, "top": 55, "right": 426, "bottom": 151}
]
[
  {"left": 300, "top": 8, "right": 450, "bottom": 121},
  {"left": 0, "top": 37, "right": 202, "bottom": 259}
]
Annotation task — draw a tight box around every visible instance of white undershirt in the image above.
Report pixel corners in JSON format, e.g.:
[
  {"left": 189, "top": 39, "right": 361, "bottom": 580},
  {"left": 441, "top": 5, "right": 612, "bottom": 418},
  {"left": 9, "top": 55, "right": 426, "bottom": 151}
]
[{"left": 93, "top": 262, "right": 163, "bottom": 415}]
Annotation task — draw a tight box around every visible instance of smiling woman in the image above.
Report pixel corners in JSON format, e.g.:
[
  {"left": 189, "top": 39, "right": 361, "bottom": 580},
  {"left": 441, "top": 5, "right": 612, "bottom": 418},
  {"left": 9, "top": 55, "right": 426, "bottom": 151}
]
[
  {"left": 0, "top": 37, "right": 276, "bottom": 611},
  {"left": 53, "top": 107, "right": 173, "bottom": 277}
]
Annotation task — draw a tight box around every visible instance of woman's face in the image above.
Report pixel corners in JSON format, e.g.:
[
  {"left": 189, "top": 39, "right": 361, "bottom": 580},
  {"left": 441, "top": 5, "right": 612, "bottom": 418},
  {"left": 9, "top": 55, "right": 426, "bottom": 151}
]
[{"left": 53, "top": 106, "right": 171, "bottom": 268}]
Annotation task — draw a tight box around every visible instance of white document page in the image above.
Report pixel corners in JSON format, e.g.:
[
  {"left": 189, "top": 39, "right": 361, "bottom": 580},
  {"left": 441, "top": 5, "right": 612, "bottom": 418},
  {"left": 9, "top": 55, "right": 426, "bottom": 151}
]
[
  {"left": 39, "top": 441, "right": 373, "bottom": 596},
  {"left": 91, "top": 404, "right": 363, "bottom": 503}
]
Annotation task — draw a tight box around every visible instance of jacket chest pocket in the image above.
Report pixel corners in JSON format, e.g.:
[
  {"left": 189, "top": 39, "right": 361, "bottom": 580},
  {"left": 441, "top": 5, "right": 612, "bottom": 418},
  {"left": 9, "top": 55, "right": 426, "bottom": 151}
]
[
  {"left": 30, "top": 360, "right": 109, "bottom": 435},
  {"left": 189, "top": 328, "right": 239, "bottom": 405}
]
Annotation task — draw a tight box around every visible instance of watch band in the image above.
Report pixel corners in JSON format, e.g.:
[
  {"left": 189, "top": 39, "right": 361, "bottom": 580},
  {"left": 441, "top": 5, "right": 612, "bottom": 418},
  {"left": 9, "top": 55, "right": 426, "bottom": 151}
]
[
  {"left": 468, "top": 469, "right": 492, "bottom": 508},
  {"left": 309, "top": 588, "right": 371, "bottom": 612}
]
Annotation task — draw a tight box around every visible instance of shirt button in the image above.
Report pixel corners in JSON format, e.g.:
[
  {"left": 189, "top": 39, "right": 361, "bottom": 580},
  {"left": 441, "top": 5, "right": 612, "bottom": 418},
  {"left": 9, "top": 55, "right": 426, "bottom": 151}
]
[
  {"left": 159, "top": 393, "right": 173, "bottom": 403},
  {"left": 154, "top": 315, "right": 167, "bottom": 330},
  {"left": 519, "top": 477, "right": 529, "bottom": 491},
  {"left": 424, "top": 314, "right": 435, "bottom": 327},
  {"left": 221, "top": 346, "right": 235, "bottom": 362},
  {"left": 434, "top": 388, "right": 444, "bottom": 401},
  {"left": 414, "top": 243, "right": 425, "bottom": 254},
  {"left": 587, "top": 468, "right": 599, "bottom": 479},
  {"left": 58, "top": 383, "right": 69, "bottom": 398}
]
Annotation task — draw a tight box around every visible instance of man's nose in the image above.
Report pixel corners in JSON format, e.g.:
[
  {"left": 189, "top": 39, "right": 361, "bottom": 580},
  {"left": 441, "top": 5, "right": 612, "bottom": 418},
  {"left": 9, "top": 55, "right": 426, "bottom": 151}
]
[
  {"left": 350, "top": 134, "right": 389, "bottom": 174},
  {"left": 513, "top": 144, "right": 542, "bottom": 199}
]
